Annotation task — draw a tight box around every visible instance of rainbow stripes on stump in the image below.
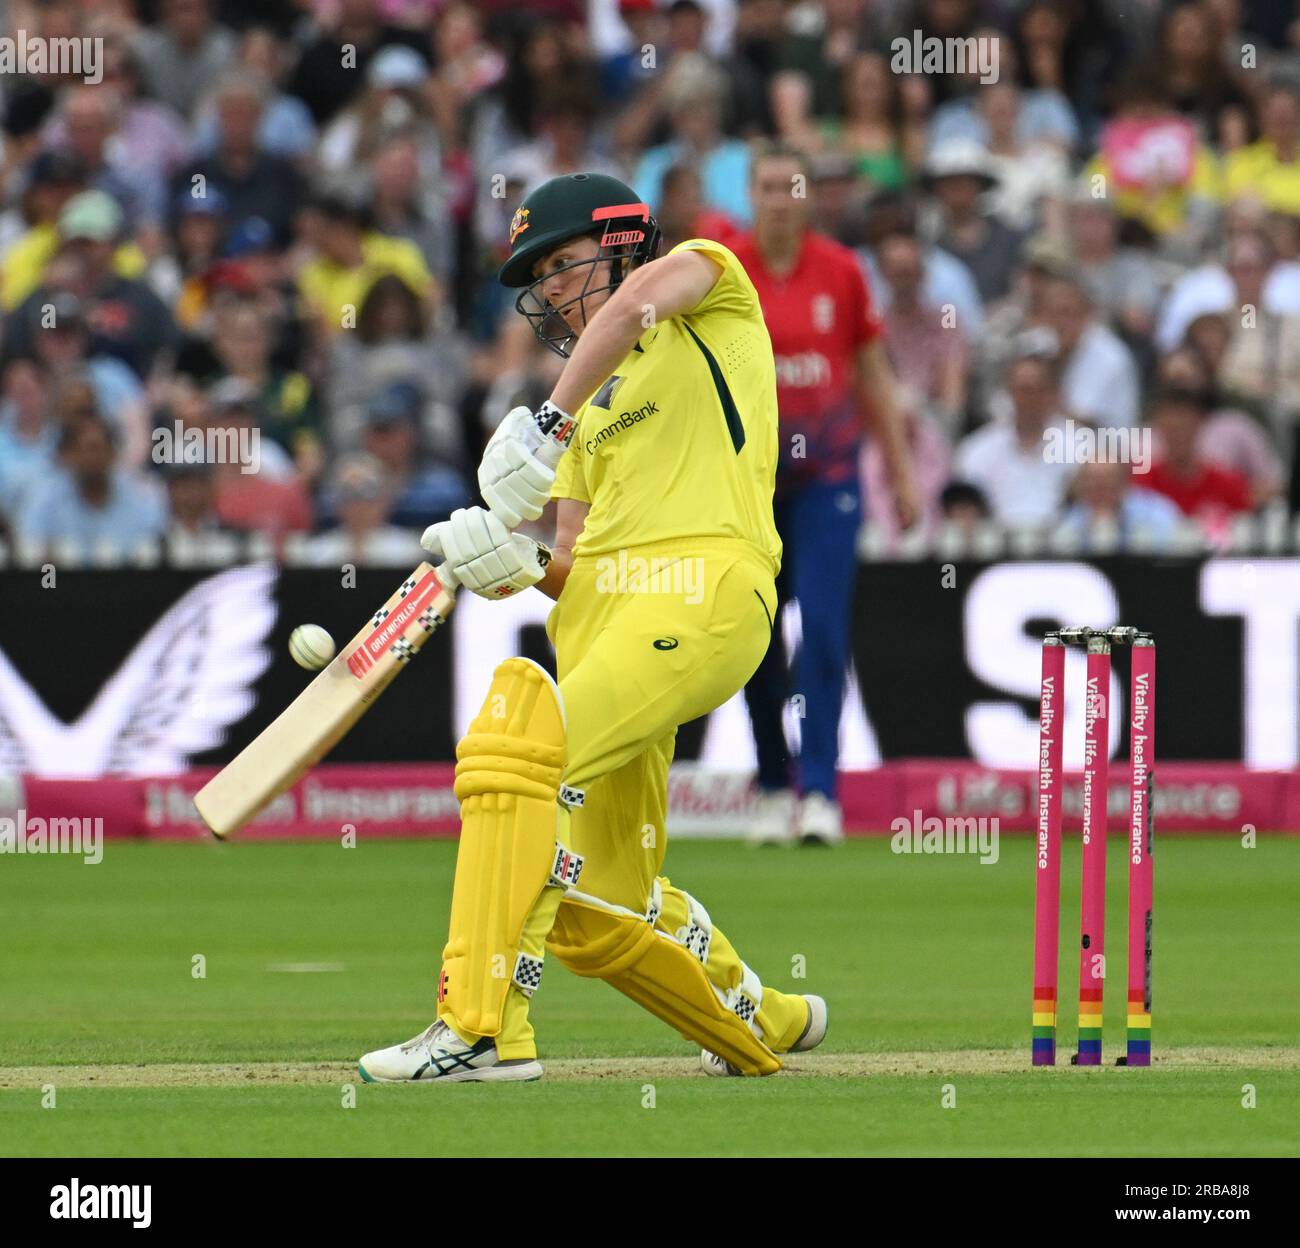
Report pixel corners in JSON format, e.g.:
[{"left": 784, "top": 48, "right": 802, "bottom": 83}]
[
  {"left": 1076, "top": 988, "right": 1103, "bottom": 1065},
  {"left": 1032, "top": 987, "right": 1056, "bottom": 1065},
  {"left": 1126, "top": 991, "right": 1152, "bottom": 1066}
]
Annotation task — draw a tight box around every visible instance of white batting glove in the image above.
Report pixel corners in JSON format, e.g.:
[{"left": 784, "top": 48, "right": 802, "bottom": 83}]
[
  {"left": 478, "top": 400, "right": 575, "bottom": 528},
  {"left": 420, "top": 506, "right": 552, "bottom": 600}
]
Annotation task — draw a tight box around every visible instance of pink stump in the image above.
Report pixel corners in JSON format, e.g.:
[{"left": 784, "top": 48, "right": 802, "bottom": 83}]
[
  {"left": 1125, "top": 638, "right": 1155, "bottom": 1065},
  {"left": 1032, "top": 636, "right": 1065, "bottom": 1065},
  {"left": 1076, "top": 636, "right": 1110, "bottom": 1064}
]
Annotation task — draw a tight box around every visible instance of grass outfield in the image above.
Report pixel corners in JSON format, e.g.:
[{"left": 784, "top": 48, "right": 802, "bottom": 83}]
[{"left": 0, "top": 834, "right": 1297, "bottom": 1156}]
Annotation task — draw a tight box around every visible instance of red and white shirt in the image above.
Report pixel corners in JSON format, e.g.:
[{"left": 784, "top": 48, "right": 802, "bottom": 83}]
[{"left": 729, "top": 230, "right": 881, "bottom": 492}]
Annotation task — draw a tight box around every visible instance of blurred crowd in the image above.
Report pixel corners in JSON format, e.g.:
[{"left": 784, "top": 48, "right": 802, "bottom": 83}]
[{"left": 2, "top": 0, "right": 1300, "bottom": 565}]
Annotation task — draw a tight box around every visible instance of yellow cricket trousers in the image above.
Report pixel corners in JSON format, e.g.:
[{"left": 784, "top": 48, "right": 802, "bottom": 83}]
[{"left": 465, "top": 537, "right": 810, "bottom": 1060}]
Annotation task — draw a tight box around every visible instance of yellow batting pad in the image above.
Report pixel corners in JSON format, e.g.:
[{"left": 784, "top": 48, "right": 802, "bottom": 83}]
[
  {"left": 440, "top": 658, "right": 571, "bottom": 1037},
  {"left": 547, "top": 897, "right": 782, "bottom": 1077}
]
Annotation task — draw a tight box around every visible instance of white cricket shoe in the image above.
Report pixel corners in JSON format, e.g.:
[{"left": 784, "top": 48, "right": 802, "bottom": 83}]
[
  {"left": 747, "top": 788, "right": 796, "bottom": 846},
  {"left": 797, "top": 792, "right": 844, "bottom": 846},
  {"left": 701, "top": 994, "right": 829, "bottom": 1076},
  {"left": 358, "top": 1019, "right": 543, "bottom": 1083}
]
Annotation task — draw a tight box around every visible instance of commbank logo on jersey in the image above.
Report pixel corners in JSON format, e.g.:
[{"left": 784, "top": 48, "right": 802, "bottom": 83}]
[
  {"left": 590, "top": 374, "right": 624, "bottom": 410},
  {"left": 586, "top": 400, "right": 659, "bottom": 452}
]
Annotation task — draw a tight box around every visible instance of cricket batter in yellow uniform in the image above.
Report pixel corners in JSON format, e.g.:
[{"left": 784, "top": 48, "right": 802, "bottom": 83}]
[{"left": 359, "top": 173, "right": 827, "bottom": 1082}]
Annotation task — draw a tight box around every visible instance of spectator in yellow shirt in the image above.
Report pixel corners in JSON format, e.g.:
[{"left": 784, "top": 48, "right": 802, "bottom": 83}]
[
  {"left": 297, "top": 188, "right": 436, "bottom": 339},
  {"left": 1225, "top": 81, "right": 1300, "bottom": 215}
]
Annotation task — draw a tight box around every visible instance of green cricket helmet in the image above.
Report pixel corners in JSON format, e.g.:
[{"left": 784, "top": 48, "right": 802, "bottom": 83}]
[{"left": 499, "top": 172, "right": 661, "bottom": 358}]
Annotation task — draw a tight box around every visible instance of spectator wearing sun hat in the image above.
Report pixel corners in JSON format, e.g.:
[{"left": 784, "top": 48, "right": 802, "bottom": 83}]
[{"left": 922, "top": 138, "right": 1028, "bottom": 304}]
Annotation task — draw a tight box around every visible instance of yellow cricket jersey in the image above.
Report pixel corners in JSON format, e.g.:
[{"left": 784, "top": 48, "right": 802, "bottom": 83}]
[{"left": 550, "top": 238, "right": 781, "bottom": 575}]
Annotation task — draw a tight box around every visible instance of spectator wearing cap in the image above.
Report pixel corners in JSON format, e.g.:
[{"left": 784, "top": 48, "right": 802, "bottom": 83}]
[
  {"left": 860, "top": 192, "right": 985, "bottom": 339},
  {"left": 224, "top": 217, "right": 304, "bottom": 361},
  {"left": 28, "top": 291, "right": 150, "bottom": 469},
  {"left": 631, "top": 54, "right": 753, "bottom": 223},
  {"left": 149, "top": 186, "right": 229, "bottom": 328},
  {"left": 191, "top": 27, "right": 318, "bottom": 163},
  {"left": 131, "top": 0, "right": 238, "bottom": 120},
  {"left": 1039, "top": 270, "right": 1141, "bottom": 430},
  {"left": 1226, "top": 82, "right": 1300, "bottom": 215},
  {"left": 1055, "top": 459, "right": 1183, "bottom": 553},
  {"left": 1143, "top": 388, "right": 1253, "bottom": 533},
  {"left": 923, "top": 139, "right": 1027, "bottom": 304},
  {"left": 294, "top": 452, "right": 421, "bottom": 567},
  {"left": 0, "top": 151, "right": 88, "bottom": 310},
  {"left": 297, "top": 188, "right": 436, "bottom": 341},
  {"left": 348, "top": 382, "right": 470, "bottom": 529},
  {"left": 13, "top": 412, "right": 167, "bottom": 556},
  {"left": 954, "top": 353, "right": 1074, "bottom": 528},
  {"left": 287, "top": 0, "right": 434, "bottom": 127},
  {"left": 6, "top": 191, "right": 177, "bottom": 379},
  {"left": 171, "top": 71, "right": 305, "bottom": 246},
  {"left": 0, "top": 358, "right": 57, "bottom": 527}
]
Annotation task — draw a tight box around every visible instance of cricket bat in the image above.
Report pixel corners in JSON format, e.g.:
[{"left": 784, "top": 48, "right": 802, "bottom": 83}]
[{"left": 194, "top": 562, "right": 457, "bottom": 839}]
